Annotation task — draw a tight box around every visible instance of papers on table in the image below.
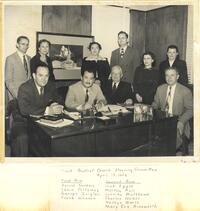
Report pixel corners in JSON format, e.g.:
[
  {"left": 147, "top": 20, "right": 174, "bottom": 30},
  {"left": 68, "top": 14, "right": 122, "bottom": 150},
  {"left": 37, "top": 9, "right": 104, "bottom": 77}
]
[
  {"left": 36, "top": 118, "right": 74, "bottom": 128},
  {"left": 63, "top": 110, "right": 81, "bottom": 120},
  {"left": 98, "top": 104, "right": 130, "bottom": 116}
]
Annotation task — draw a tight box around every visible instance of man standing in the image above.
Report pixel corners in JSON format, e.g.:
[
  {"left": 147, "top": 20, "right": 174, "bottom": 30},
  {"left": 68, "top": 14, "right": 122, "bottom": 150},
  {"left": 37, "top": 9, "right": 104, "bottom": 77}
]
[
  {"left": 152, "top": 67, "right": 193, "bottom": 152},
  {"left": 65, "top": 69, "right": 106, "bottom": 111},
  {"left": 110, "top": 31, "right": 135, "bottom": 84},
  {"left": 5, "top": 36, "right": 31, "bottom": 101},
  {"left": 5, "top": 36, "right": 31, "bottom": 157},
  {"left": 104, "top": 65, "right": 133, "bottom": 105}
]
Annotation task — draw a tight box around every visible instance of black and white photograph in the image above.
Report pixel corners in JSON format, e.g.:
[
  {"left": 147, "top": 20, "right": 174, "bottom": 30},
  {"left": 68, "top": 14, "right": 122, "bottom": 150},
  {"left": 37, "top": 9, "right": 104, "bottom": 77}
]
[{"left": 4, "top": 4, "right": 194, "bottom": 158}]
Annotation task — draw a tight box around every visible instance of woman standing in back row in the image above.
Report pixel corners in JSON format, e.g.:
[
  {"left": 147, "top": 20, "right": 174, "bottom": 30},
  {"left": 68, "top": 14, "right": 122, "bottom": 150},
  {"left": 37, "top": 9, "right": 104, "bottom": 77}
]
[
  {"left": 134, "top": 51, "right": 159, "bottom": 105},
  {"left": 81, "top": 41, "right": 110, "bottom": 93}
]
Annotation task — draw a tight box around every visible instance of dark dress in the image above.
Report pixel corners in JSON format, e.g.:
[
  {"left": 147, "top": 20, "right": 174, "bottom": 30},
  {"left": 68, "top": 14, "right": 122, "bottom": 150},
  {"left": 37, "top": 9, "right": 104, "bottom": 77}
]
[
  {"left": 134, "top": 66, "right": 159, "bottom": 105},
  {"left": 159, "top": 59, "right": 188, "bottom": 86},
  {"left": 81, "top": 57, "right": 110, "bottom": 93},
  {"left": 30, "top": 53, "right": 55, "bottom": 81}
]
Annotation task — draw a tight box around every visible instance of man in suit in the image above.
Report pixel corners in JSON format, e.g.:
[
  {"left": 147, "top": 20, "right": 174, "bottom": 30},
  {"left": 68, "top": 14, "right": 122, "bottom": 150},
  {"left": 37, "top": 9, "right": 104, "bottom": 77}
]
[
  {"left": 152, "top": 67, "right": 193, "bottom": 151},
  {"left": 5, "top": 36, "right": 31, "bottom": 157},
  {"left": 104, "top": 65, "right": 133, "bottom": 105},
  {"left": 5, "top": 36, "right": 31, "bottom": 101},
  {"left": 65, "top": 69, "right": 106, "bottom": 111},
  {"left": 159, "top": 45, "right": 188, "bottom": 86},
  {"left": 110, "top": 31, "right": 135, "bottom": 84},
  {"left": 17, "top": 64, "right": 63, "bottom": 157},
  {"left": 18, "top": 64, "right": 63, "bottom": 116}
]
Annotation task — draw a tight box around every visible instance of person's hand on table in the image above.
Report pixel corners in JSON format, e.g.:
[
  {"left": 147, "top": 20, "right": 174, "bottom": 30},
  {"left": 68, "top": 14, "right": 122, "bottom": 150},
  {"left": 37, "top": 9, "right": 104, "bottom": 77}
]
[
  {"left": 49, "top": 103, "right": 64, "bottom": 115},
  {"left": 136, "top": 93, "right": 143, "bottom": 103},
  {"left": 95, "top": 100, "right": 105, "bottom": 110},
  {"left": 124, "top": 98, "right": 133, "bottom": 105}
]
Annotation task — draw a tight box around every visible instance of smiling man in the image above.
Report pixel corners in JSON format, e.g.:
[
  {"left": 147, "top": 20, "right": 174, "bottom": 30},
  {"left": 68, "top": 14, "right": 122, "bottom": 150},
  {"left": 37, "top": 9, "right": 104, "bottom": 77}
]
[
  {"left": 18, "top": 64, "right": 63, "bottom": 116},
  {"left": 65, "top": 69, "right": 106, "bottom": 111},
  {"left": 110, "top": 31, "right": 135, "bottom": 84},
  {"left": 152, "top": 67, "right": 193, "bottom": 153}
]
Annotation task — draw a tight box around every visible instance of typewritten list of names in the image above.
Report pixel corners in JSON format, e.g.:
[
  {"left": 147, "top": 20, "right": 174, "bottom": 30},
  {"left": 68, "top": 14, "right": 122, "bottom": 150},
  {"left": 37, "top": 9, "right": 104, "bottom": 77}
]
[{"left": 51, "top": 166, "right": 160, "bottom": 210}]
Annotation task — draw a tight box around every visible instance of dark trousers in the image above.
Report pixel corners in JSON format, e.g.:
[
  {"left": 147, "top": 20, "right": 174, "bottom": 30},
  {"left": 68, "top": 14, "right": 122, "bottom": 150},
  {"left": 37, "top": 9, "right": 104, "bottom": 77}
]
[{"left": 11, "top": 120, "right": 28, "bottom": 157}]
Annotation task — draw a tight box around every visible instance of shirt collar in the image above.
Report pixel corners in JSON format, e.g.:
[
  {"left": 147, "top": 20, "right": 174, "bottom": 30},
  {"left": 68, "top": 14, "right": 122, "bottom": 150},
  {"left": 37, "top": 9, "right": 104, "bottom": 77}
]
[
  {"left": 17, "top": 49, "right": 26, "bottom": 59},
  {"left": 34, "top": 81, "right": 44, "bottom": 94},
  {"left": 120, "top": 45, "right": 127, "bottom": 52},
  {"left": 112, "top": 81, "right": 120, "bottom": 87}
]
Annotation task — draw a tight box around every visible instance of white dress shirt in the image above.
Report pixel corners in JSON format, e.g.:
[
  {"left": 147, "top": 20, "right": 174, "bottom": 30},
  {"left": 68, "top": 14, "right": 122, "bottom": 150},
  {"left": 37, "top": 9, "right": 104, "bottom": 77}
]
[{"left": 17, "top": 50, "right": 28, "bottom": 65}]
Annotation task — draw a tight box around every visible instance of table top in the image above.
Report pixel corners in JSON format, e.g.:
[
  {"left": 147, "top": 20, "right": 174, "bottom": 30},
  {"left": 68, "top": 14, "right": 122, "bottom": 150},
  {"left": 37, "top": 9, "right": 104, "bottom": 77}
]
[{"left": 30, "top": 110, "right": 177, "bottom": 139}]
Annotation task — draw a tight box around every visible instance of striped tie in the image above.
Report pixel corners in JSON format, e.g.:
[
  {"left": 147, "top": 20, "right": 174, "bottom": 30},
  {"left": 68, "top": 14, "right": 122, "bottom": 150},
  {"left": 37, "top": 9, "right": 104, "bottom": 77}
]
[{"left": 23, "top": 55, "right": 28, "bottom": 77}]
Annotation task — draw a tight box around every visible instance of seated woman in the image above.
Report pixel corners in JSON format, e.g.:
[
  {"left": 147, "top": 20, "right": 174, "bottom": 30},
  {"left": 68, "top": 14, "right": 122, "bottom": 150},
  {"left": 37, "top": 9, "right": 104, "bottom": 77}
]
[
  {"left": 134, "top": 51, "right": 159, "bottom": 105},
  {"left": 81, "top": 41, "right": 110, "bottom": 93},
  {"left": 104, "top": 65, "right": 133, "bottom": 105},
  {"left": 30, "top": 39, "right": 55, "bottom": 81}
]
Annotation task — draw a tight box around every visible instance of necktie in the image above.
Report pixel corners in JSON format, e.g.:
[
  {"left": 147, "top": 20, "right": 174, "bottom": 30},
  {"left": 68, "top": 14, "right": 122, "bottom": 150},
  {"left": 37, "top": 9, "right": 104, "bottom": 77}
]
[
  {"left": 120, "top": 48, "right": 124, "bottom": 58},
  {"left": 112, "top": 83, "right": 117, "bottom": 93},
  {"left": 40, "top": 87, "right": 44, "bottom": 96},
  {"left": 85, "top": 89, "right": 89, "bottom": 103},
  {"left": 23, "top": 55, "right": 28, "bottom": 77},
  {"left": 165, "top": 86, "right": 172, "bottom": 113}
]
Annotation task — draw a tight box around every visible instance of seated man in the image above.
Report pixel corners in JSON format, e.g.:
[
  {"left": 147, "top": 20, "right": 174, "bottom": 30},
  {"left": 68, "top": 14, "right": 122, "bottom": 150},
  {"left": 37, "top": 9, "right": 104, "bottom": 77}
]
[
  {"left": 104, "top": 65, "right": 133, "bottom": 104},
  {"left": 18, "top": 64, "right": 63, "bottom": 116},
  {"left": 65, "top": 69, "right": 106, "bottom": 111},
  {"left": 152, "top": 67, "right": 193, "bottom": 152},
  {"left": 17, "top": 64, "right": 63, "bottom": 156}
]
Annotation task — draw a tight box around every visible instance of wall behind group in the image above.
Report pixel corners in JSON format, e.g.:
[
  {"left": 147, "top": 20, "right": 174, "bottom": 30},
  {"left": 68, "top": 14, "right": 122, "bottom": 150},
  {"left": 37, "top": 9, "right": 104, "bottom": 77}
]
[{"left": 4, "top": 5, "right": 42, "bottom": 59}]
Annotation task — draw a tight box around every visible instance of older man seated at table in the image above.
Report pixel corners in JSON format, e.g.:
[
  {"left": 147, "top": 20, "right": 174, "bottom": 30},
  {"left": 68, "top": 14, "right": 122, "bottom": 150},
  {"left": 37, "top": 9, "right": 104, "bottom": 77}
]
[
  {"left": 152, "top": 67, "right": 193, "bottom": 154},
  {"left": 18, "top": 63, "right": 63, "bottom": 116},
  {"left": 104, "top": 65, "right": 133, "bottom": 105},
  {"left": 65, "top": 69, "right": 107, "bottom": 111}
]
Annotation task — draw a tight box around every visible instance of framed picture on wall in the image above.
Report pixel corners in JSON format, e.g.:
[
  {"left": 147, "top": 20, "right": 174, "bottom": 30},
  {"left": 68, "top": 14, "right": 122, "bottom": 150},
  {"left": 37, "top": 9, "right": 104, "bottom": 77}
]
[{"left": 36, "top": 32, "right": 94, "bottom": 70}]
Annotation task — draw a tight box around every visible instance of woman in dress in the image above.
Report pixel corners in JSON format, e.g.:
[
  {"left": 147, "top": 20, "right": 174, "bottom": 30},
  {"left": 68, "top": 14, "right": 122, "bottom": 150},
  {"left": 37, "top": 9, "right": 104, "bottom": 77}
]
[
  {"left": 133, "top": 51, "right": 159, "bottom": 105},
  {"left": 81, "top": 41, "right": 110, "bottom": 93},
  {"left": 30, "top": 39, "right": 55, "bottom": 81}
]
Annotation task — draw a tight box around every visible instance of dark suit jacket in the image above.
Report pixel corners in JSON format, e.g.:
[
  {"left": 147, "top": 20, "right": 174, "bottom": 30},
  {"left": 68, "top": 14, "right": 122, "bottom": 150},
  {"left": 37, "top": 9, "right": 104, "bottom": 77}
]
[
  {"left": 5, "top": 52, "right": 31, "bottom": 101},
  {"left": 110, "top": 46, "right": 135, "bottom": 84},
  {"left": 159, "top": 59, "right": 188, "bottom": 85},
  {"left": 30, "top": 53, "right": 55, "bottom": 81},
  {"left": 152, "top": 83, "right": 193, "bottom": 137},
  {"left": 18, "top": 79, "right": 61, "bottom": 116},
  {"left": 104, "top": 80, "right": 133, "bottom": 104}
]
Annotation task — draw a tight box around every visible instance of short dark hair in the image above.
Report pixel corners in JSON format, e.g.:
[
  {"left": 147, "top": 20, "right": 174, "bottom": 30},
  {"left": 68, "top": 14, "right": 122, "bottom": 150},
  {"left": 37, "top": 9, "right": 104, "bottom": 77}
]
[
  {"left": 166, "top": 45, "right": 179, "bottom": 60},
  {"left": 37, "top": 39, "right": 51, "bottom": 49},
  {"left": 167, "top": 45, "right": 179, "bottom": 53},
  {"left": 118, "top": 31, "right": 128, "bottom": 38},
  {"left": 33, "top": 63, "right": 49, "bottom": 74},
  {"left": 17, "top": 36, "right": 29, "bottom": 44},
  {"left": 141, "top": 51, "right": 156, "bottom": 67},
  {"left": 81, "top": 69, "right": 96, "bottom": 78},
  {"left": 88, "top": 42, "right": 102, "bottom": 51},
  {"left": 164, "top": 67, "right": 179, "bottom": 75}
]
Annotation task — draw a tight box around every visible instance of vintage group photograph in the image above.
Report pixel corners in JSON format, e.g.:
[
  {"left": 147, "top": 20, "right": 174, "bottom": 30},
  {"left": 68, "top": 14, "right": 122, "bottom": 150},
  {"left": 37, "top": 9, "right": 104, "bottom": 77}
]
[{"left": 4, "top": 4, "right": 194, "bottom": 158}]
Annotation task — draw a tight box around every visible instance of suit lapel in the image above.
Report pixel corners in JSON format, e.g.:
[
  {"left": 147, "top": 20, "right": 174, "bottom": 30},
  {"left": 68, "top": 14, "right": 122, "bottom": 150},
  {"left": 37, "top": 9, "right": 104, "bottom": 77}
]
[
  {"left": 14, "top": 52, "right": 24, "bottom": 69},
  {"left": 172, "top": 83, "right": 179, "bottom": 114}
]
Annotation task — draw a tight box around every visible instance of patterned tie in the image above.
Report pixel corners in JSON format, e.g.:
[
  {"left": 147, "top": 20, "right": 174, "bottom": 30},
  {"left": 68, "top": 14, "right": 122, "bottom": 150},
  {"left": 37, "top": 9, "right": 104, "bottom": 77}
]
[
  {"left": 165, "top": 86, "right": 172, "bottom": 113},
  {"left": 120, "top": 48, "right": 124, "bottom": 58},
  {"left": 85, "top": 89, "right": 89, "bottom": 103},
  {"left": 23, "top": 55, "right": 28, "bottom": 77}
]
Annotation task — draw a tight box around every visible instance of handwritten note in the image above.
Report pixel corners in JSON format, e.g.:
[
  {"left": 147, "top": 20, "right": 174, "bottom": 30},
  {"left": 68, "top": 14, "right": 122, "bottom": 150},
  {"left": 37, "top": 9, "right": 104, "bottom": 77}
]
[
  {"left": 51, "top": 166, "right": 159, "bottom": 210},
  {"left": 50, "top": 165, "right": 160, "bottom": 210}
]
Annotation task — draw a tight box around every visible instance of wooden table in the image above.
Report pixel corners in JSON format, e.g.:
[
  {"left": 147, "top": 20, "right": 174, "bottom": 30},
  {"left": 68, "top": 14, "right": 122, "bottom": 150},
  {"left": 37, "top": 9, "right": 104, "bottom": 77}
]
[{"left": 28, "top": 110, "right": 178, "bottom": 157}]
